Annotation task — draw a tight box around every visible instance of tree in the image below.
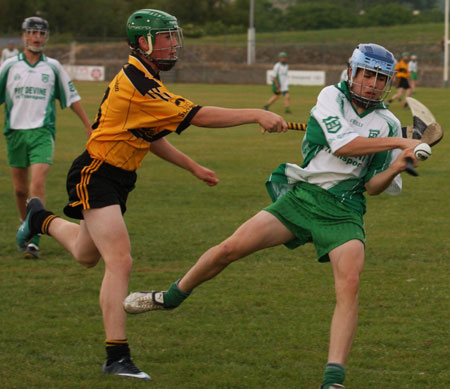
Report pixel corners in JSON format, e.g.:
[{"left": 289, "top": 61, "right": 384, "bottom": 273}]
[
  {"left": 359, "top": 4, "right": 413, "bottom": 27},
  {"left": 285, "top": 2, "right": 357, "bottom": 30}
]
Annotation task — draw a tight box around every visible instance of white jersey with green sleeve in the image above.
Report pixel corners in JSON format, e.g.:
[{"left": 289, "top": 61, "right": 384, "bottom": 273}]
[
  {"left": 272, "top": 62, "right": 289, "bottom": 92},
  {"left": 0, "top": 53, "right": 81, "bottom": 136},
  {"left": 266, "top": 81, "right": 402, "bottom": 215}
]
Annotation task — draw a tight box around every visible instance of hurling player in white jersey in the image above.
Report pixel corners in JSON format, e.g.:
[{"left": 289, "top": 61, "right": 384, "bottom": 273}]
[
  {"left": 1, "top": 41, "right": 19, "bottom": 65},
  {"left": 124, "top": 44, "right": 423, "bottom": 388},
  {"left": 263, "top": 52, "right": 291, "bottom": 114},
  {"left": 0, "top": 16, "right": 91, "bottom": 259}
]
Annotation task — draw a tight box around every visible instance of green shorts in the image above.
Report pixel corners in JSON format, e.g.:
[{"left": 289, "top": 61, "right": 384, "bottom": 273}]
[
  {"left": 410, "top": 71, "right": 418, "bottom": 81},
  {"left": 271, "top": 82, "right": 288, "bottom": 95},
  {"left": 264, "top": 182, "right": 365, "bottom": 262},
  {"left": 5, "top": 128, "right": 54, "bottom": 168}
]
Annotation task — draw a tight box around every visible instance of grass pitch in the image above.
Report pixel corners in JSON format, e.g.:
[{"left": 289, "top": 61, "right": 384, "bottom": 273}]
[{"left": 0, "top": 82, "right": 449, "bottom": 388}]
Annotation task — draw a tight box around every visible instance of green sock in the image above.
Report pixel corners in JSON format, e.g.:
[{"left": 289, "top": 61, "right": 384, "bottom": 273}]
[
  {"left": 29, "top": 234, "right": 40, "bottom": 247},
  {"left": 163, "top": 281, "right": 191, "bottom": 308},
  {"left": 322, "top": 363, "right": 345, "bottom": 388}
]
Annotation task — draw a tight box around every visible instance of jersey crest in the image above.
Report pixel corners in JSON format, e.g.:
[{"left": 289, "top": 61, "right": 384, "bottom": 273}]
[{"left": 322, "top": 116, "right": 342, "bottom": 133}]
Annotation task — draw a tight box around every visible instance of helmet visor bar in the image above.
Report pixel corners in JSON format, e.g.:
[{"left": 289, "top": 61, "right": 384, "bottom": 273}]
[
  {"left": 23, "top": 28, "right": 49, "bottom": 52},
  {"left": 350, "top": 66, "right": 394, "bottom": 107},
  {"left": 151, "top": 28, "right": 183, "bottom": 60},
  {"left": 25, "top": 29, "right": 49, "bottom": 39}
]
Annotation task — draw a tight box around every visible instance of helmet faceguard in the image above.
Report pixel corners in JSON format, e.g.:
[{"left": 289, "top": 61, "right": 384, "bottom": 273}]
[
  {"left": 126, "top": 9, "right": 183, "bottom": 71},
  {"left": 21, "top": 16, "right": 49, "bottom": 53},
  {"left": 348, "top": 43, "right": 395, "bottom": 109}
]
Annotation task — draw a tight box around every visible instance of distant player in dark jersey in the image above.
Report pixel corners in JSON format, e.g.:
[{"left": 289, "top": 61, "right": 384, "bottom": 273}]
[
  {"left": 17, "top": 9, "right": 287, "bottom": 380},
  {"left": 387, "top": 52, "right": 411, "bottom": 108}
]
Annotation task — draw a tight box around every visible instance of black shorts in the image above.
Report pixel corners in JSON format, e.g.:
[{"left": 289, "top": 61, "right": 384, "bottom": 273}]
[
  {"left": 397, "top": 77, "right": 410, "bottom": 89},
  {"left": 64, "top": 150, "right": 137, "bottom": 220}
]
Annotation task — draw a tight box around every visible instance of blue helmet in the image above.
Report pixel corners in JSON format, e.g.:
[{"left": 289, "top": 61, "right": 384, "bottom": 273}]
[{"left": 348, "top": 43, "right": 395, "bottom": 108}]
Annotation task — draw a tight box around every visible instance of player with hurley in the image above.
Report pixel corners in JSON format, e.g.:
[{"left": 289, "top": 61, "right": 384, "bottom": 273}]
[{"left": 125, "top": 43, "right": 429, "bottom": 388}]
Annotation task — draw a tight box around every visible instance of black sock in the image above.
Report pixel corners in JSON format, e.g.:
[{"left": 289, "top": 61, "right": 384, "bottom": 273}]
[
  {"left": 105, "top": 339, "right": 130, "bottom": 363},
  {"left": 30, "top": 210, "right": 57, "bottom": 235}
]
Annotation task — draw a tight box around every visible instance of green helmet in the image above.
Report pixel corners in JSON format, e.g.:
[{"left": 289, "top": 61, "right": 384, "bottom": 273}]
[
  {"left": 127, "top": 9, "right": 179, "bottom": 46},
  {"left": 126, "top": 9, "right": 182, "bottom": 71}
]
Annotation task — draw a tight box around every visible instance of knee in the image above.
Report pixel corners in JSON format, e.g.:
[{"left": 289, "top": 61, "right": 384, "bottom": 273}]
[
  {"left": 73, "top": 247, "right": 101, "bottom": 268},
  {"left": 336, "top": 272, "right": 361, "bottom": 298},
  {"left": 78, "top": 256, "right": 101, "bottom": 269},
  {"left": 104, "top": 254, "right": 133, "bottom": 277},
  {"left": 215, "top": 239, "right": 241, "bottom": 265},
  {"left": 14, "top": 186, "right": 28, "bottom": 199},
  {"left": 30, "top": 181, "right": 45, "bottom": 196}
]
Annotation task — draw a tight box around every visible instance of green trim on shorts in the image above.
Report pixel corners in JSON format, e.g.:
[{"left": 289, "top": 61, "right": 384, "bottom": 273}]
[
  {"left": 5, "top": 127, "right": 54, "bottom": 167},
  {"left": 264, "top": 182, "right": 365, "bottom": 262}
]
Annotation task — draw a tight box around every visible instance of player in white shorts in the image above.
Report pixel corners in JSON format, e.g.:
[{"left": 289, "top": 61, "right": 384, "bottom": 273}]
[
  {"left": 124, "top": 44, "right": 423, "bottom": 388},
  {"left": 0, "top": 16, "right": 91, "bottom": 259}
]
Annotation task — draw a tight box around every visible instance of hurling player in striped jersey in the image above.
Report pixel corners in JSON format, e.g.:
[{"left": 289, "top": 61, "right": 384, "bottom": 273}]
[{"left": 17, "top": 9, "right": 287, "bottom": 380}]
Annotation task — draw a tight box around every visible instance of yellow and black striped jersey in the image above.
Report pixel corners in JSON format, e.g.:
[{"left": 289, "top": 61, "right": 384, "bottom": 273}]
[
  {"left": 87, "top": 55, "right": 200, "bottom": 171},
  {"left": 394, "top": 60, "right": 409, "bottom": 79}
]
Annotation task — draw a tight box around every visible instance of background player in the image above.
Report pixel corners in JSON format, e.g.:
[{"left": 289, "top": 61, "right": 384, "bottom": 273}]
[
  {"left": 263, "top": 51, "right": 291, "bottom": 114},
  {"left": 17, "top": 9, "right": 286, "bottom": 381},
  {"left": 408, "top": 54, "right": 418, "bottom": 93},
  {"left": 387, "top": 52, "right": 412, "bottom": 108},
  {"left": 0, "top": 16, "right": 91, "bottom": 259},
  {"left": 1, "top": 40, "right": 19, "bottom": 64},
  {"left": 124, "top": 43, "right": 421, "bottom": 389}
]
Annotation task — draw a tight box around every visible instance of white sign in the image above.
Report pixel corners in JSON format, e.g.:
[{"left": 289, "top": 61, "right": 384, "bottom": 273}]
[
  {"left": 63, "top": 65, "right": 105, "bottom": 81},
  {"left": 266, "top": 70, "right": 325, "bottom": 86}
]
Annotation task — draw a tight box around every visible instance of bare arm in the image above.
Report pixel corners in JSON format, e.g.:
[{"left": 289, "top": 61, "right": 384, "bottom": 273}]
[
  {"left": 150, "top": 137, "right": 219, "bottom": 186},
  {"left": 70, "top": 100, "right": 92, "bottom": 138},
  {"left": 365, "top": 148, "right": 417, "bottom": 195},
  {"left": 335, "top": 136, "right": 421, "bottom": 157},
  {"left": 190, "top": 106, "right": 287, "bottom": 133}
]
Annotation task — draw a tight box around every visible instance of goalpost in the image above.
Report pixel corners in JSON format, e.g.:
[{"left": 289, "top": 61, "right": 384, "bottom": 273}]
[
  {"left": 445, "top": 0, "right": 449, "bottom": 87},
  {"left": 247, "top": 0, "right": 255, "bottom": 65}
]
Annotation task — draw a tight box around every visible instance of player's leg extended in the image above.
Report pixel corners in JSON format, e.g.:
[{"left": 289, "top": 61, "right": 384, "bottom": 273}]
[
  {"left": 47, "top": 217, "right": 101, "bottom": 267},
  {"left": 124, "top": 210, "right": 295, "bottom": 313},
  {"left": 82, "top": 205, "right": 132, "bottom": 340},
  {"left": 179, "top": 210, "right": 294, "bottom": 291},
  {"left": 321, "top": 239, "right": 364, "bottom": 388},
  {"left": 10, "top": 167, "right": 29, "bottom": 220},
  {"left": 17, "top": 196, "right": 101, "bottom": 265}
]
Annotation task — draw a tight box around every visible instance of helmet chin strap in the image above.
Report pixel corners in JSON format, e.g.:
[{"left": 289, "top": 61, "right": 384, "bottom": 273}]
[
  {"left": 144, "top": 33, "right": 153, "bottom": 56},
  {"left": 134, "top": 33, "right": 153, "bottom": 60}
]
